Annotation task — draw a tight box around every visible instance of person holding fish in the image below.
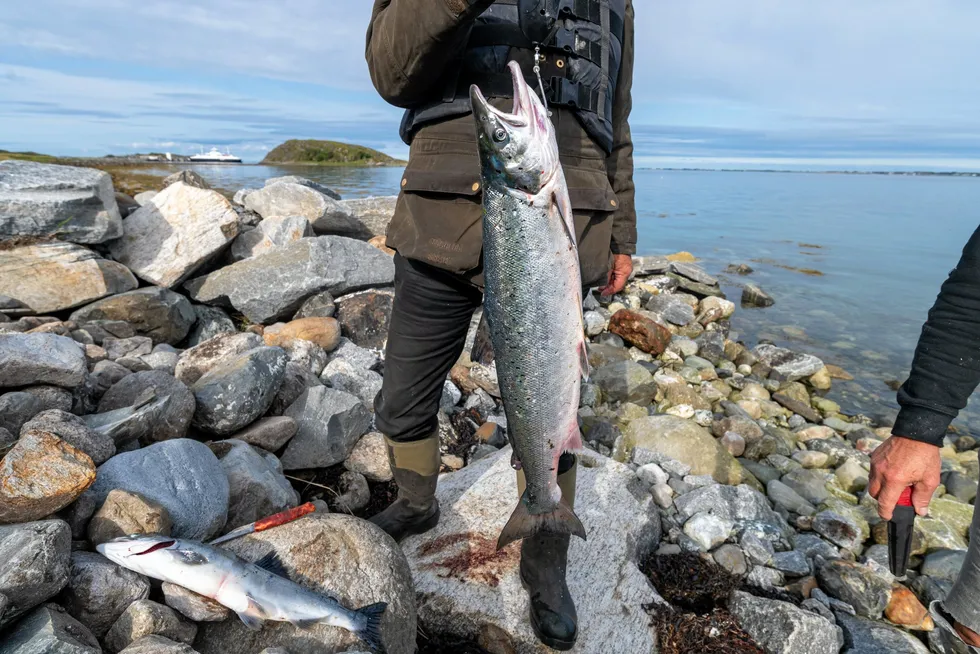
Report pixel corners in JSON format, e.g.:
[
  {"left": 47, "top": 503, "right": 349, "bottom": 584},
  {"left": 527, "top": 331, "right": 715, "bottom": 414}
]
[{"left": 365, "top": 0, "right": 636, "bottom": 650}]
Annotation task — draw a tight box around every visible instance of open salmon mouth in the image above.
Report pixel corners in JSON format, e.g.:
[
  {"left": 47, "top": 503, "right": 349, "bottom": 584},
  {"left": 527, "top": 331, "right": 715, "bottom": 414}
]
[
  {"left": 135, "top": 540, "right": 176, "bottom": 556},
  {"left": 471, "top": 61, "right": 531, "bottom": 128}
]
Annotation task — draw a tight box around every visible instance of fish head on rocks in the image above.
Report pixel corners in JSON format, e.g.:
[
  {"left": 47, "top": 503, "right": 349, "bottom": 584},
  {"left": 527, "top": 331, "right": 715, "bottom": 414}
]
[
  {"left": 96, "top": 534, "right": 217, "bottom": 585},
  {"left": 469, "top": 60, "right": 559, "bottom": 198}
]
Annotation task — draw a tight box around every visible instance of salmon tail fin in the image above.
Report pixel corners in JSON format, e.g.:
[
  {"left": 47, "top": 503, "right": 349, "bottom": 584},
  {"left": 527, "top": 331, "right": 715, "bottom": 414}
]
[
  {"left": 496, "top": 495, "right": 587, "bottom": 551},
  {"left": 353, "top": 602, "right": 388, "bottom": 653}
]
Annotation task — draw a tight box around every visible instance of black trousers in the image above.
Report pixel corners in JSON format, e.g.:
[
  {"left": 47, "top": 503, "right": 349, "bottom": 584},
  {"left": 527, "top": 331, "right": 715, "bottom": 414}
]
[
  {"left": 374, "top": 253, "right": 578, "bottom": 476},
  {"left": 374, "top": 253, "right": 484, "bottom": 443}
]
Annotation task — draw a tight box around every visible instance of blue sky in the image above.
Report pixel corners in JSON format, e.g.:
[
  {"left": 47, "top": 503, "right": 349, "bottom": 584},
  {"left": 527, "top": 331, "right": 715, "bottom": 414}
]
[{"left": 2, "top": 1, "right": 980, "bottom": 170}]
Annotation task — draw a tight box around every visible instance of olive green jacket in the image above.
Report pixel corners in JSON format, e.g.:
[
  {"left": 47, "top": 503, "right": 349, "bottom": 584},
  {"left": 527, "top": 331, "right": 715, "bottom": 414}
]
[{"left": 365, "top": 0, "right": 637, "bottom": 288}]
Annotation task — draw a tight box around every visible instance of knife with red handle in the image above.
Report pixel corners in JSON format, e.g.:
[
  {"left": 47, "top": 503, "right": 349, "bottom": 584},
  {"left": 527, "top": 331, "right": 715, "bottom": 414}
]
[{"left": 887, "top": 487, "right": 916, "bottom": 578}]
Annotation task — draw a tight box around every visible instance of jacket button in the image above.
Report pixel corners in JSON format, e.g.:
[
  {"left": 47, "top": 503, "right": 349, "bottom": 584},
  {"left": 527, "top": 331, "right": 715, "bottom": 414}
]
[
  {"left": 472, "top": 182, "right": 481, "bottom": 192},
  {"left": 610, "top": 199, "right": 618, "bottom": 207},
  {"left": 401, "top": 178, "right": 407, "bottom": 187}
]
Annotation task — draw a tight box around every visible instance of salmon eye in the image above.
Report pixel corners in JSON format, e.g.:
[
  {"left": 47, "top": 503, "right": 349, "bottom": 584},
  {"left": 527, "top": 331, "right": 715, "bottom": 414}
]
[{"left": 493, "top": 128, "right": 507, "bottom": 142}]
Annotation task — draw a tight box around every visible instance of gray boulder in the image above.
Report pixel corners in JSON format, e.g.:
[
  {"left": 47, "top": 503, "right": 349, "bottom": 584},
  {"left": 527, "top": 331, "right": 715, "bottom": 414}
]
[
  {"left": 0, "top": 603, "right": 101, "bottom": 654},
  {"left": 184, "top": 305, "right": 236, "bottom": 347},
  {"left": 753, "top": 344, "right": 824, "bottom": 381},
  {"left": 108, "top": 182, "right": 240, "bottom": 288},
  {"left": 0, "top": 520, "right": 71, "bottom": 628},
  {"left": 118, "top": 635, "right": 197, "bottom": 654},
  {"left": 334, "top": 195, "right": 396, "bottom": 240},
  {"left": 85, "top": 439, "right": 230, "bottom": 540},
  {"left": 104, "top": 600, "right": 197, "bottom": 654},
  {"left": 263, "top": 175, "right": 341, "bottom": 200},
  {"left": 232, "top": 416, "right": 298, "bottom": 453},
  {"left": 293, "top": 291, "right": 335, "bottom": 319},
  {"left": 268, "top": 361, "right": 324, "bottom": 416},
  {"left": 97, "top": 370, "right": 196, "bottom": 443},
  {"left": 190, "top": 346, "right": 288, "bottom": 436},
  {"left": 174, "top": 332, "right": 264, "bottom": 386},
  {"left": 69, "top": 288, "right": 197, "bottom": 346},
  {"left": 0, "top": 160, "right": 122, "bottom": 244},
  {"left": 835, "top": 611, "right": 930, "bottom": 653},
  {"left": 280, "top": 387, "right": 372, "bottom": 470},
  {"left": 194, "top": 513, "right": 416, "bottom": 654},
  {"left": 245, "top": 181, "right": 352, "bottom": 230},
  {"left": 0, "top": 392, "right": 43, "bottom": 435},
  {"left": 0, "top": 334, "right": 86, "bottom": 388},
  {"left": 230, "top": 214, "right": 312, "bottom": 262},
  {"left": 0, "top": 241, "right": 136, "bottom": 314},
  {"left": 21, "top": 409, "right": 115, "bottom": 465},
  {"left": 645, "top": 294, "right": 696, "bottom": 326},
  {"left": 674, "top": 483, "right": 787, "bottom": 534},
  {"left": 184, "top": 236, "right": 396, "bottom": 324},
  {"left": 209, "top": 439, "right": 300, "bottom": 532},
  {"left": 163, "top": 170, "right": 209, "bottom": 189},
  {"left": 61, "top": 551, "right": 151, "bottom": 637},
  {"left": 816, "top": 559, "right": 891, "bottom": 620},
  {"left": 321, "top": 359, "right": 383, "bottom": 409},
  {"left": 591, "top": 361, "right": 656, "bottom": 404},
  {"left": 729, "top": 590, "right": 843, "bottom": 654}
]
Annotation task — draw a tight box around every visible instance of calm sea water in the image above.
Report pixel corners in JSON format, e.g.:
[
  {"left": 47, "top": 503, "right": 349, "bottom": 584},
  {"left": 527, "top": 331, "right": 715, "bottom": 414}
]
[{"left": 161, "top": 164, "right": 980, "bottom": 432}]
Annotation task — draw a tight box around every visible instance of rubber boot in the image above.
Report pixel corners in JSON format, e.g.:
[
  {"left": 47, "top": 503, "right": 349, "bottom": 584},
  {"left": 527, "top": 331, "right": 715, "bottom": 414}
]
[
  {"left": 516, "top": 453, "right": 579, "bottom": 651},
  {"left": 368, "top": 433, "right": 441, "bottom": 543}
]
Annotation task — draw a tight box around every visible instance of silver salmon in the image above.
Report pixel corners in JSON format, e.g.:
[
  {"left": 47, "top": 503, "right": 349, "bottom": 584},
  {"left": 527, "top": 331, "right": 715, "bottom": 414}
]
[
  {"left": 469, "top": 61, "right": 589, "bottom": 551},
  {"left": 97, "top": 534, "right": 386, "bottom": 653}
]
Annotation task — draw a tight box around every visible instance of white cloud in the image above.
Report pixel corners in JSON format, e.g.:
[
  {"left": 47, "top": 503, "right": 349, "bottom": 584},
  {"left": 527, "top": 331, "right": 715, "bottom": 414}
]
[{"left": 0, "top": 1, "right": 376, "bottom": 90}]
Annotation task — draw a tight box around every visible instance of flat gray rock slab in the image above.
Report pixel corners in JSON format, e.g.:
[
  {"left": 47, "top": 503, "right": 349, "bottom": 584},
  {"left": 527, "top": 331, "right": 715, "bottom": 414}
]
[
  {"left": 403, "top": 447, "right": 663, "bottom": 654},
  {"left": 0, "top": 520, "right": 72, "bottom": 629},
  {"left": 108, "top": 182, "right": 240, "bottom": 288},
  {"left": 0, "top": 333, "right": 86, "bottom": 389},
  {"left": 0, "top": 241, "right": 137, "bottom": 314},
  {"left": 184, "top": 236, "right": 395, "bottom": 324},
  {"left": 0, "top": 603, "right": 102, "bottom": 654},
  {"left": 0, "top": 160, "right": 123, "bottom": 244}
]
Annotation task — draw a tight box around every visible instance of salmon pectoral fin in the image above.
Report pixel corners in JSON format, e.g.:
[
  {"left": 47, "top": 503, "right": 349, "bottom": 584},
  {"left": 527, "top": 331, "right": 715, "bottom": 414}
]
[
  {"left": 564, "top": 427, "right": 584, "bottom": 453},
  {"left": 496, "top": 494, "right": 587, "bottom": 551},
  {"left": 235, "top": 610, "right": 265, "bottom": 632},
  {"left": 236, "top": 594, "right": 269, "bottom": 631}
]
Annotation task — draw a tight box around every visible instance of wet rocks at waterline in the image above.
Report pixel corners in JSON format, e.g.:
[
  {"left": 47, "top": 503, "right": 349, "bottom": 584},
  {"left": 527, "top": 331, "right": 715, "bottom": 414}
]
[{"left": 0, "top": 161, "right": 966, "bottom": 653}]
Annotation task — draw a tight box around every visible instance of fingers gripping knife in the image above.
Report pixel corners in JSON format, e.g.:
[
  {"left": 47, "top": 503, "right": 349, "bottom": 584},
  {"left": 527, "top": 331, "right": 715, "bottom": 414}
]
[{"left": 888, "top": 487, "right": 916, "bottom": 578}]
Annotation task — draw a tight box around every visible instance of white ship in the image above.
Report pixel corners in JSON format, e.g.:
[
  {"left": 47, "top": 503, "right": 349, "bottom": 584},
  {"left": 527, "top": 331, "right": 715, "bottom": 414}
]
[{"left": 189, "top": 147, "right": 242, "bottom": 164}]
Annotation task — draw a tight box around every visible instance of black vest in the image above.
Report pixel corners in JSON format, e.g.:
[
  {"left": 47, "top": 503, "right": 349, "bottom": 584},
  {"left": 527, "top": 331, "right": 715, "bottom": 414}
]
[{"left": 398, "top": 0, "right": 626, "bottom": 155}]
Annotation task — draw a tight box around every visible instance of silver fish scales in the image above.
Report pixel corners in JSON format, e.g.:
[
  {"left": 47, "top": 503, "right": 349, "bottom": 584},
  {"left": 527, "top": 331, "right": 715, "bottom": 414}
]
[{"left": 470, "top": 61, "right": 589, "bottom": 550}]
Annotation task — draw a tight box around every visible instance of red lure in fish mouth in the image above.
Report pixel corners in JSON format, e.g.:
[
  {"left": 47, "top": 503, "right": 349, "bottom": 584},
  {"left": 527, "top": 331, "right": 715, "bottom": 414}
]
[{"left": 134, "top": 540, "right": 176, "bottom": 556}]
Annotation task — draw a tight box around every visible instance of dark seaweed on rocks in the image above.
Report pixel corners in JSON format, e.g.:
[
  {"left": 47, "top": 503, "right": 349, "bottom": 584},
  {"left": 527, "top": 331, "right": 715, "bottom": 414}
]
[
  {"left": 649, "top": 607, "right": 765, "bottom": 654},
  {"left": 642, "top": 552, "right": 743, "bottom": 614}
]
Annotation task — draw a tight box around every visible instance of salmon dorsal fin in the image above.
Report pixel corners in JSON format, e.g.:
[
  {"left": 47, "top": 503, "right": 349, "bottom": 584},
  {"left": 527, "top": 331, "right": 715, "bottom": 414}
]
[{"left": 253, "top": 551, "right": 289, "bottom": 579}]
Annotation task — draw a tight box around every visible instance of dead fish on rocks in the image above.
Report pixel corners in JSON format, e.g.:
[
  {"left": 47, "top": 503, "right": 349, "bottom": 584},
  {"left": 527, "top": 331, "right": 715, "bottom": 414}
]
[{"left": 97, "top": 534, "right": 387, "bottom": 652}]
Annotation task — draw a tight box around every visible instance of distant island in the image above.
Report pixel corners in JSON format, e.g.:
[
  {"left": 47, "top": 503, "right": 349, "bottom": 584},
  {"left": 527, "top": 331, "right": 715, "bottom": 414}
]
[{"left": 260, "top": 139, "right": 404, "bottom": 166}]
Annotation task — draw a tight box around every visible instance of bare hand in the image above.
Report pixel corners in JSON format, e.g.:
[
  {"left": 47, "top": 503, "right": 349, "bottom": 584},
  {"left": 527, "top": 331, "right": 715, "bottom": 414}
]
[
  {"left": 600, "top": 254, "right": 633, "bottom": 297},
  {"left": 868, "top": 435, "right": 941, "bottom": 520}
]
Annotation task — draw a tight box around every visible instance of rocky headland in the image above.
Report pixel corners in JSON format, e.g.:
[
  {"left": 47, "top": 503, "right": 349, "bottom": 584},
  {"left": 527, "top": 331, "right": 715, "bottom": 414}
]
[{"left": 0, "top": 158, "right": 974, "bottom": 654}]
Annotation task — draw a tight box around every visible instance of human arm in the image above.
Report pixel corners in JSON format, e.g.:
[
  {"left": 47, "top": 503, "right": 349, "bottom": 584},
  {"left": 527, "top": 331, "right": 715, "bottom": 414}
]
[
  {"left": 870, "top": 223, "right": 980, "bottom": 519},
  {"left": 365, "top": 0, "right": 495, "bottom": 107},
  {"left": 599, "top": 1, "right": 636, "bottom": 296}
]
